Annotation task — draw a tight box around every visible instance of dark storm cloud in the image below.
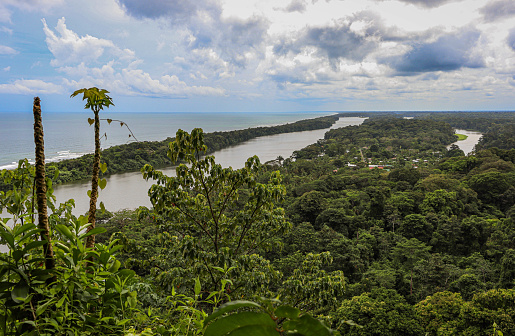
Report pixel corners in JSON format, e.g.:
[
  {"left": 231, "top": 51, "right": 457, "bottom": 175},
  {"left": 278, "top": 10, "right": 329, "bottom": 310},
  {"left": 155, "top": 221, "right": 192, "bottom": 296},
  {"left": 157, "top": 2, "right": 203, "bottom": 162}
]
[
  {"left": 480, "top": 0, "right": 515, "bottom": 22},
  {"left": 274, "top": 21, "right": 377, "bottom": 62},
  {"left": 381, "top": 28, "right": 484, "bottom": 75},
  {"left": 508, "top": 28, "right": 515, "bottom": 51}
]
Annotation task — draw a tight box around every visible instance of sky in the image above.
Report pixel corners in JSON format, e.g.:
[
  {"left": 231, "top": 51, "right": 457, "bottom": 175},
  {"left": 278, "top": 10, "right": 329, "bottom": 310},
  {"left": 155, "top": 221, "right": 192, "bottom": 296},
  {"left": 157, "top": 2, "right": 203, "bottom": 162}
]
[{"left": 0, "top": 0, "right": 515, "bottom": 112}]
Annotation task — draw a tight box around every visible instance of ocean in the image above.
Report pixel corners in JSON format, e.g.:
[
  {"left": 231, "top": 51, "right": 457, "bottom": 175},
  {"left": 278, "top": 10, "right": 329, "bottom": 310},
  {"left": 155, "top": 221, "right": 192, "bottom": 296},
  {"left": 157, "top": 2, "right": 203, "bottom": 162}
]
[{"left": 0, "top": 111, "right": 333, "bottom": 169}]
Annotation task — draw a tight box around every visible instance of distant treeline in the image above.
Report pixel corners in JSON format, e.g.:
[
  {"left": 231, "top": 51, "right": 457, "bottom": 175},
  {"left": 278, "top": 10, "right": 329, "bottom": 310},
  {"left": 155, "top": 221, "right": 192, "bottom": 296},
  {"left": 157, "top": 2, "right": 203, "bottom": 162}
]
[
  {"left": 0, "top": 114, "right": 338, "bottom": 191},
  {"left": 337, "top": 111, "right": 515, "bottom": 152}
]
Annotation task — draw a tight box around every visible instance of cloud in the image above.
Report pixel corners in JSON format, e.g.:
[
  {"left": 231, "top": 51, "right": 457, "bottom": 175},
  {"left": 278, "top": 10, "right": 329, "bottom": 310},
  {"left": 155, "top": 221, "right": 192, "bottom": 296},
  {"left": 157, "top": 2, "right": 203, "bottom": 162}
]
[
  {"left": 116, "top": 0, "right": 219, "bottom": 23},
  {"left": 59, "top": 61, "right": 225, "bottom": 98},
  {"left": 274, "top": 20, "right": 377, "bottom": 63},
  {"left": 0, "top": 45, "right": 17, "bottom": 54},
  {"left": 480, "top": 0, "right": 515, "bottom": 22},
  {"left": 508, "top": 28, "right": 515, "bottom": 51},
  {"left": 0, "top": 0, "right": 63, "bottom": 22},
  {"left": 0, "top": 26, "right": 12, "bottom": 34},
  {"left": 214, "top": 16, "right": 269, "bottom": 68},
  {"left": 3, "top": 66, "right": 10, "bottom": 71},
  {"left": 0, "top": 79, "right": 62, "bottom": 94},
  {"left": 41, "top": 18, "right": 225, "bottom": 99},
  {"left": 373, "top": 0, "right": 462, "bottom": 8},
  {"left": 282, "top": 0, "right": 308, "bottom": 13},
  {"left": 381, "top": 28, "right": 484, "bottom": 75},
  {"left": 42, "top": 17, "right": 134, "bottom": 66}
]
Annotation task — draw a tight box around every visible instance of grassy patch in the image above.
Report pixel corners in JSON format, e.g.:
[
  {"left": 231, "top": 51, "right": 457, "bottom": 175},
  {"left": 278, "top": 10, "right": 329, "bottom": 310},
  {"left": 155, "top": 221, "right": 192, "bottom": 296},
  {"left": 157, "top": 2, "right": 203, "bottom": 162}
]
[{"left": 456, "top": 133, "right": 468, "bottom": 141}]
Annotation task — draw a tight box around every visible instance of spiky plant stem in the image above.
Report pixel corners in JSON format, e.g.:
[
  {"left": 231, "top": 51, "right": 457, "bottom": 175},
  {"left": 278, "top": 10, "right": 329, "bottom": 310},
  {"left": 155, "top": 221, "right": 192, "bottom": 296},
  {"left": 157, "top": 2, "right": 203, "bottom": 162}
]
[{"left": 33, "top": 97, "right": 55, "bottom": 271}]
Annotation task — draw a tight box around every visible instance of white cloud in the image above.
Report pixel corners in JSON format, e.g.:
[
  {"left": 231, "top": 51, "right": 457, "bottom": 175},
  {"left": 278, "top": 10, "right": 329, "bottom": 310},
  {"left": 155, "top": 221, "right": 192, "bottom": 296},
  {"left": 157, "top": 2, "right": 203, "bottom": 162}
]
[
  {"left": 42, "top": 17, "right": 134, "bottom": 66},
  {"left": 0, "top": 26, "right": 13, "bottom": 34},
  {"left": 3, "top": 66, "right": 10, "bottom": 71},
  {"left": 0, "top": 79, "right": 62, "bottom": 94},
  {"left": 0, "top": 45, "right": 17, "bottom": 54},
  {"left": 0, "top": 0, "right": 63, "bottom": 22}
]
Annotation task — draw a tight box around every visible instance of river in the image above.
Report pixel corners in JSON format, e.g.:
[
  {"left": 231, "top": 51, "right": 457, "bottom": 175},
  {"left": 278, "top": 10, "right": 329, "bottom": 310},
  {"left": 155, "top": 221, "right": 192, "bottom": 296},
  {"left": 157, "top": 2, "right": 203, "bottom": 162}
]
[
  {"left": 451, "top": 129, "right": 483, "bottom": 155},
  {"left": 53, "top": 117, "right": 366, "bottom": 215}
]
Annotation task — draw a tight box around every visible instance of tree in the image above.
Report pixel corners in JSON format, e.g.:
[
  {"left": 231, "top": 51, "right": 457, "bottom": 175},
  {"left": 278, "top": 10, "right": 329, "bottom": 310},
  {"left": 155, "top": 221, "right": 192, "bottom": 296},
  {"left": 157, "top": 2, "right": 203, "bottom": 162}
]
[
  {"left": 334, "top": 288, "right": 423, "bottom": 336},
  {"left": 142, "top": 128, "right": 290, "bottom": 295},
  {"left": 415, "top": 291, "right": 465, "bottom": 335},
  {"left": 290, "top": 190, "right": 327, "bottom": 225},
  {"left": 392, "top": 238, "right": 431, "bottom": 297},
  {"left": 70, "top": 87, "right": 113, "bottom": 249},
  {"left": 446, "top": 144, "right": 465, "bottom": 157},
  {"left": 399, "top": 214, "right": 433, "bottom": 243}
]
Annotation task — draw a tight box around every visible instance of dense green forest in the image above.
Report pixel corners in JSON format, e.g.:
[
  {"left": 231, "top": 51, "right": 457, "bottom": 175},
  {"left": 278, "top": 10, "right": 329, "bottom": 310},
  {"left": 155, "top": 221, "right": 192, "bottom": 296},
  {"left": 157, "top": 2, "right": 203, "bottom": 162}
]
[{"left": 1, "top": 110, "right": 514, "bottom": 335}]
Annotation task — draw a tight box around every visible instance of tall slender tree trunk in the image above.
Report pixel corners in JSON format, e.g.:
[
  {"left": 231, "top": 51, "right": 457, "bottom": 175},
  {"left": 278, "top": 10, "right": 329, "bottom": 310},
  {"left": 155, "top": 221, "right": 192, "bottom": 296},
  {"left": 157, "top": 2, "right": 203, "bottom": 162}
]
[
  {"left": 86, "top": 109, "right": 100, "bottom": 249},
  {"left": 33, "top": 97, "right": 55, "bottom": 271}
]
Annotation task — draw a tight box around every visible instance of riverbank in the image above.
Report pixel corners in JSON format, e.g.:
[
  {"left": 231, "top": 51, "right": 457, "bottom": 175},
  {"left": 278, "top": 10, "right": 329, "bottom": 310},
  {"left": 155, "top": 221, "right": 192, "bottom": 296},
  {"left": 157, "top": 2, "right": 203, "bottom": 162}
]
[
  {"left": 52, "top": 116, "right": 367, "bottom": 215},
  {"left": 0, "top": 114, "right": 340, "bottom": 192}
]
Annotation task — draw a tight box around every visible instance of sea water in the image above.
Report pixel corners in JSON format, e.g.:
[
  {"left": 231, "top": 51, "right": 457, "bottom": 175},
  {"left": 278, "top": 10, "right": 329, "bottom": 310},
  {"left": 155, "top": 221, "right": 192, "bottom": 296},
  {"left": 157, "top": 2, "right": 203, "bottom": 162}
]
[{"left": 0, "top": 111, "right": 332, "bottom": 169}]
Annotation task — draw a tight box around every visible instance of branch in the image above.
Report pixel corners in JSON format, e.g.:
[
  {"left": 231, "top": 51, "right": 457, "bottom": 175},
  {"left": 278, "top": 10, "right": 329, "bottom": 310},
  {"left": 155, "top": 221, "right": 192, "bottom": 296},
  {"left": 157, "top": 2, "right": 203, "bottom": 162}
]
[
  {"left": 234, "top": 201, "right": 262, "bottom": 255},
  {"left": 198, "top": 171, "right": 219, "bottom": 253},
  {"left": 101, "top": 118, "right": 140, "bottom": 142},
  {"left": 173, "top": 204, "right": 215, "bottom": 244}
]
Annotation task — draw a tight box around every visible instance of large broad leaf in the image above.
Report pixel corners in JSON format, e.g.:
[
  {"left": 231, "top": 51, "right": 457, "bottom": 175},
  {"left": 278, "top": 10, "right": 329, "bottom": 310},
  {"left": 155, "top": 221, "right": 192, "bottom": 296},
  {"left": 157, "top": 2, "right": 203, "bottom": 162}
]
[
  {"left": 23, "top": 240, "right": 48, "bottom": 254},
  {"left": 204, "top": 312, "right": 279, "bottom": 336},
  {"left": 11, "top": 282, "right": 29, "bottom": 303},
  {"left": 275, "top": 305, "right": 300, "bottom": 319},
  {"left": 282, "top": 314, "right": 332, "bottom": 336},
  {"left": 0, "top": 227, "right": 14, "bottom": 250},
  {"left": 13, "top": 223, "right": 36, "bottom": 238},
  {"left": 204, "top": 301, "right": 263, "bottom": 326},
  {"left": 55, "top": 224, "right": 75, "bottom": 242}
]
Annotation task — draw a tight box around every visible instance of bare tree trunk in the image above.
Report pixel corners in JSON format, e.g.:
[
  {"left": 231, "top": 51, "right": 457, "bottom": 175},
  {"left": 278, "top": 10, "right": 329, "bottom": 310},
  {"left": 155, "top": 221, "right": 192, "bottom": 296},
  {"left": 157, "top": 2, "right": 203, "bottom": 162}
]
[
  {"left": 86, "top": 109, "right": 100, "bottom": 249},
  {"left": 33, "top": 97, "right": 55, "bottom": 271}
]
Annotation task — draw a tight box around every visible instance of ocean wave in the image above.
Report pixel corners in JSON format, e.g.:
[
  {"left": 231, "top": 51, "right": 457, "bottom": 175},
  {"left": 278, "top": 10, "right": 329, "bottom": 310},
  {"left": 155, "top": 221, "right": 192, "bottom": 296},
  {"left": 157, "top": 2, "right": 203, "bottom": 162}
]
[{"left": 0, "top": 150, "right": 90, "bottom": 170}]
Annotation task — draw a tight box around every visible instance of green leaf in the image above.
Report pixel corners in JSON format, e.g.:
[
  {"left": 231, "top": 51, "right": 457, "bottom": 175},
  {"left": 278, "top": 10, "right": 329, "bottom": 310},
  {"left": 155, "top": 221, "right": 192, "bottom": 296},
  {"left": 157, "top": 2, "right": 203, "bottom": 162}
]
[
  {"left": 116, "top": 269, "right": 135, "bottom": 281},
  {"left": 11, "top": 282, "right": 29, "bottom": 303},
  {"left": 23, "top": 240, "right": 48, "bottom": 254},
  {"left": 87, "top": 190, "right": 92, "bottom": 198},
  {"left": 56, "top": 224, "right": 75, "bottom": 242},
  {"left": 0, "top": 282, "right": 15, "bottom": 292},
  {"left": 109, "top": 259, "right": 121, "bottom": 273},
  {"left": 12, "top": 250, "right": 24, "bottom": 263},
  {"left": 13, "top": 223, "right": 37, "bottom": 238},
  {"left": 36, "top": 299, "right": 54, "bottom": 316},
  {"left": 79, "top": 227, "right": 106, "bottom": 239},
  {"left": 99, "top": 178, "right": 107, "bottom": 190},
  {"left": 195, "top": 277, "right": 201, "bottom": 297},
  {"left": 88, "top": 118, "right": 94, "bottom": 125},
  {"left": 56, "top": 295, "right": 66, "bottom": 308},
  {"left": 204, "top": 312, "right": 278, "bottom": 336},
  {"left": 204, "top": 301, "right": 263, "bottom": 327},
  {"left": 282, "top": 314, "right": 332, "bottom": 336},
  {"left": 99, "top": 162, "right": 108, "bottom": 173},
  {"left": 107, "top": 118, "right": 113, "bottom": 124},
  {"left": 275, "top": 305, "right": 300, "bottom": 319},
  {"left": 99, "top": 201, "right": 106, "bottom": 214},
  {"left": 0, "top": 229, "right": 15, "bottom": 250}
]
